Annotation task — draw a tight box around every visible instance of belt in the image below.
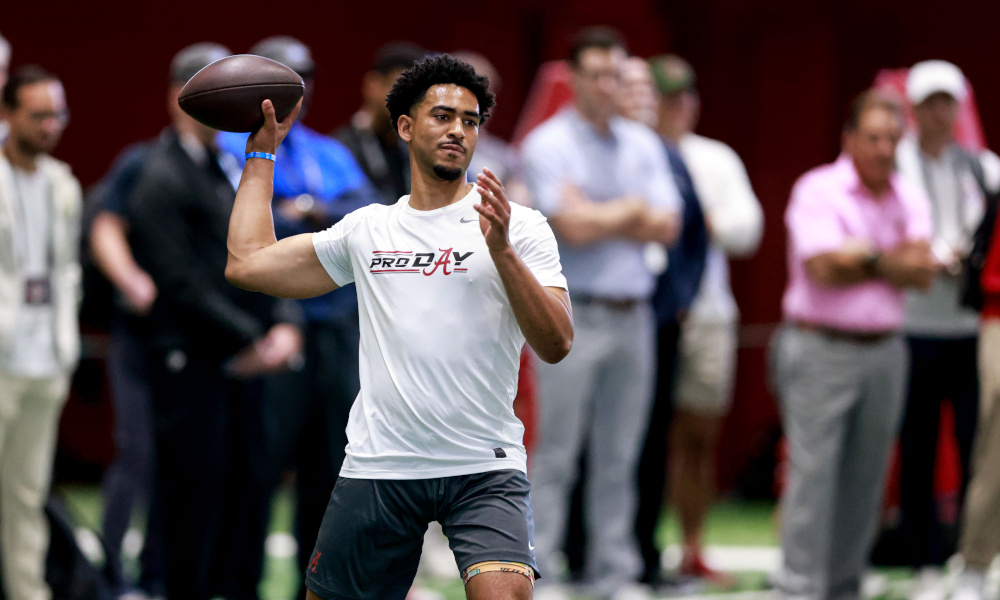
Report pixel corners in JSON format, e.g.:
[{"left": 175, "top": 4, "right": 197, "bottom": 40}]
[
  {"left": 574, "top": 294, "right": 642, "bottom": 311},
  {"left": 793, "top": 321, "right": 896, "bottom": 344}
]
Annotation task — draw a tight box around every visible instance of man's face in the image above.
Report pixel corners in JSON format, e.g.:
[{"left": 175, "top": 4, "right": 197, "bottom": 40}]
[
  {"left": 167, "top": 84, "right": 217, "bottom": 146},
  {"left": 618, "top": 58, "right": 657, "bottom": 128},
  {"left": 913, "top": 91, "right": 958, "bottom": 141},
  {"left": 845, "top": 106, "right": 904, "bottom": 192},
  {"left": 573, "top": 46, "right": 627, "bottom": 123},
  {"left": 3, "top": 80, "right": 68, "bottom": 156},
  {"left": 366, "top": 67, "right": 408, "bottom": 121},
  {"left": 400, "top": 84, "right": 480, "bottom": 182},
  {"left": 658, "top": 89, "right": 699, "bottom": 137}
]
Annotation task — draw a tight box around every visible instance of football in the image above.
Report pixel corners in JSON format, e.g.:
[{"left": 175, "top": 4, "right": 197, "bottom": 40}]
[{"left": 178, "top": 54, "right": 304, "bottom": 133}]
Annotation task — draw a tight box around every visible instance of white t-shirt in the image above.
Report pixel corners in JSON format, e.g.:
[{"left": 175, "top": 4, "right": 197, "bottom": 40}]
[
  {"left": 313, "top": 187, "right": 567, "bottom": 479},
  {"left": 1, "top": 167, "right": 59, "bottom": 377},
  {"left": 677, "top": 134, "right": 763, "bottom": 325}
]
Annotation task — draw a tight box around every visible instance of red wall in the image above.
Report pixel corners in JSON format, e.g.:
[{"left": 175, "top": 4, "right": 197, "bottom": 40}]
[{"left": 8, "top": 0, "right": 999, "bottom": 489}]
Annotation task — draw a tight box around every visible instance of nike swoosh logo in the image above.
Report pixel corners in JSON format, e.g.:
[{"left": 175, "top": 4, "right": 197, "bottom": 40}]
[
  {"left": 460, "top": 217, "right": 478, "bottom": 223},
  {"left": 528, "top": 542, "right": 535, "bottom": 551}
]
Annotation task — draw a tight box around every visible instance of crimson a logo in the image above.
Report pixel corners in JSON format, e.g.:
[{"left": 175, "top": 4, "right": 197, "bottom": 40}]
[{"left": 369, "top": 248, "right": 474, "bottom": 276}]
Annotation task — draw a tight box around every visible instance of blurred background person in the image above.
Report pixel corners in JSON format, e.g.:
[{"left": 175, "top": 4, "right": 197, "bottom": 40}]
[
  {"left": 894, "top": 59, "right": 1000, "bottom": 600},
  {"left": 0, "top": 65, "right": 80, "bottom": 600},
  {"left": 951, "top": 157, "right": 1000, "bottom": 600},
  {"left": 772, "top": 90, "right": 938, "bottom": 600},
  {"left": 216, "top": 35, "right": 382, "bottom": 600},
  {"left": 122, "top": 44, "right": 303, "bottom": 600},
  {"left": 649, "top": 53, "right": 763, "bottom": 586},
  {"left": 619, "top": 55, "right": 711, "bottom": 592},
  {"left": 333, "top": 42, "right": 424, "bottom": 204},
  {"left": 89, "top": 43, "right": 233, "bottom": 599},
  {"left": 452, "top": 50, "right": 532, "bottom": 208},
  {"left": 0, "top": 32, "right": 9, "bottom": 141},
  {"left": 523, "top": 26, "right": 681, "bottom": 600}
]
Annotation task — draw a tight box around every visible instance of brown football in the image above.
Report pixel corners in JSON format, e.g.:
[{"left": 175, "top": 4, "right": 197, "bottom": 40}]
[{"left": 178, "top": 54, "right": 304, "bottom": 133}]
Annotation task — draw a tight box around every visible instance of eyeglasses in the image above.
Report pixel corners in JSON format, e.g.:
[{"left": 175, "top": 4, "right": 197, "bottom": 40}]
[
  {"left": 26, "top": 109, "right": 70, "bottom": 125},
  {"left": 577, "top": 69, "right": 623, "bottom": 84}
]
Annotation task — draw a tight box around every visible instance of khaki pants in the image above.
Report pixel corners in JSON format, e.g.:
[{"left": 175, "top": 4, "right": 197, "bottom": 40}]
[
  {"left": 960, "top": 319, "right": 1000, "bottom": 569},
  {"left": 0, "top": 371, "right": 70, "bottom": 600}
]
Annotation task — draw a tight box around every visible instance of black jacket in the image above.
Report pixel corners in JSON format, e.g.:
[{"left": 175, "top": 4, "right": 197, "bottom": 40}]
[{"left": 126, "top": 129, "right": 298, "bottom": 362}]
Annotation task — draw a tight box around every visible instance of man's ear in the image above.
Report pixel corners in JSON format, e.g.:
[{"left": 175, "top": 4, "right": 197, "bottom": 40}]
[{"left": 397, "top": 114, "right": 413, "bottom": 143}]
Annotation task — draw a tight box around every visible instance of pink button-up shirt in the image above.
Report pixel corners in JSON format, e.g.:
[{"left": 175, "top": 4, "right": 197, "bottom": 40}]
[{"left": 782, "top": 154, "right": 933, "bottom": 332}]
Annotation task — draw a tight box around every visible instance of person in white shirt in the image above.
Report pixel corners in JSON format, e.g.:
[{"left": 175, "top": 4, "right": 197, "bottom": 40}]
[
  {"left": 648, "top": 54, "right": 764, "bottom": 583},
  {"left": 0, "top": 65, "right": 81, "bottom": 600},
  {"left": 894, "top": 60, "right": 1000, "bottom": 600},
  {"left": 0, "top": 32, "right": 10, "bottom": 143},
  {"left": 225, "top": 54, "right": 573, "bottom": 600}
]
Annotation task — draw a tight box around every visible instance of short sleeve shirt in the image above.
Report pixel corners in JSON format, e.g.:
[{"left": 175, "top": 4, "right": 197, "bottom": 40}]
[
  {"left": 313, "top": 187, "right": 566, "bottom": 479},
  {"left": 782, "top": 155, "right": 933, "bottom": 331},
  {"left": 521, "top": 108, "right": 680, "bottom": 299}
]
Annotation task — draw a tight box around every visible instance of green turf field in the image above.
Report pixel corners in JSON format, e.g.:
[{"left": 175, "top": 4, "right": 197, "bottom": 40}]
[
  {"left": 55, "top": 483, "right": 785, "bottom": 599},
  {"left": 56, "top": 484, "right": 938, "bottom": 600}
]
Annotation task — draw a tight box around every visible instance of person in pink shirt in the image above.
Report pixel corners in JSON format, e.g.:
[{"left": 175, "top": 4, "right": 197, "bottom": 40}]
[{"left": 771, "top": 89, "right": 939, "bottom": 600}]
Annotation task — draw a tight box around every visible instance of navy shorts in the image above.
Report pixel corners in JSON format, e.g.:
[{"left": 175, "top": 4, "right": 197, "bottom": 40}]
[{"left": 304, "top": 469, "right": 538, "bottom": 600}]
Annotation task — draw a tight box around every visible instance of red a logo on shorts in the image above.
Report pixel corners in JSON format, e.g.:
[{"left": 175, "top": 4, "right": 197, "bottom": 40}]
[{"left": 309, "top": 550, "right": 322, "bottom": 573}]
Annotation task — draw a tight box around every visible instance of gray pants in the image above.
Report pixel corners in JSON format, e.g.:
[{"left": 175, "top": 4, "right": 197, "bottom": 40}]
[
  {"left": 531, "top": 301, "right": 655, "bottom": 596},
  {"left": 772, "top": 326, "right": 907, "bottom": 600}
]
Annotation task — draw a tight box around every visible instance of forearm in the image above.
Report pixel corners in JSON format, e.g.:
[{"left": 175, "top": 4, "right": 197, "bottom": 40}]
[
  {"left": 227, "top": 158, "right": 278, "bottom": 272},
  {"left": 709, "top": 199, "right": 764, "bottom": 256},
  {"left": 490, "top": 247, "right": 573, "bottom": 364},
  {"left": 91, "top": 212, "right": 148, "bottom": 291},
  {"left": 550, "top": 198, "right": 641, "bottom": 245},
  {"left": 804, "top": 251, "right": 875, "bottom": 286},
  {"left": 628, "top": 207, "right": 679, "bottom": 245}
]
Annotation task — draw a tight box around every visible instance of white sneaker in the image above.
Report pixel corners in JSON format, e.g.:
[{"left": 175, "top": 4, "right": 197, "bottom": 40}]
[
  {"left": 951, "top": 569, "right": 987, "bottom": 600},
  {"left": 913, "top": 567, "right": 949, "bottom": 600},
  {"left": 862, "top": 572, "right": 888, "bottom": 598}
]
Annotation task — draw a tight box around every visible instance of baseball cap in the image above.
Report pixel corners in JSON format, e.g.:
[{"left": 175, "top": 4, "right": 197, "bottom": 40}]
[
  {"left": 251, "top": 36, "right": 315, "bottom": 78},
  {"left": 170, "top": 42, "right": 231, "bottom": 84},
  {"left": 906, "top": 60, "right": 967, "bottom": 105},
  {"left": 372, "top": 42, "right": 426, "bottom": 75},
  {"left": 649, "top": 54, "right": 696, "bottom": 95}
]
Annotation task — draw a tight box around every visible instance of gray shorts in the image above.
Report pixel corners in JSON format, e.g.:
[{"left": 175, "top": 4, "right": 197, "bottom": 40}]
[{"left": 304, "top": 469, "right": 538, "bottom": 600}]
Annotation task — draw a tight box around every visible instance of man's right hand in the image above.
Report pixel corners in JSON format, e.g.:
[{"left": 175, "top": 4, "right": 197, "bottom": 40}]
[
  {"left": 120, "top": 269, "right": 157, "bottom": 316},
  {"left": 224, "top": 323, "right": 304, "bottom": 379},
  {"left": 878, "top": 240, "right": 940, "bottom": 290},
  {"left": 245, "top": 98, "right": 302, "bottom": 156}
]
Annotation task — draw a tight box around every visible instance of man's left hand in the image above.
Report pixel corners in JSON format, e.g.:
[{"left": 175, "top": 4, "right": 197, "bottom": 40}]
[{"left": 474, "top": 166, "right": 512, "bottom": 253}]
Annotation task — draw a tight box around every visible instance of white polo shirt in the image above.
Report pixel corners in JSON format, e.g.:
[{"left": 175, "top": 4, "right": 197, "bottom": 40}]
[{"left": 313, "top": 187, "right": 567, "bottom": 479}]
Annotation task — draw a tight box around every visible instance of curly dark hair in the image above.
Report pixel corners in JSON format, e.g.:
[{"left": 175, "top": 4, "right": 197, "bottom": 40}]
[{"left": 385, "top": 54, "right": 496, "bottom": 134}]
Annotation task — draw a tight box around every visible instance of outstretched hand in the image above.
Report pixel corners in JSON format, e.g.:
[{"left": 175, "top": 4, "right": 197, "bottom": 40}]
[
  {"left": 474, "top": 166, "right": 512, "bottom": 252},
  {"left": 246, "top": 98, "right": 303, "bottom": 155}
]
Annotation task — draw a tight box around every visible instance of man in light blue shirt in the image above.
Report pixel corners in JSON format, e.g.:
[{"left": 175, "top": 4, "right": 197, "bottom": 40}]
[{"left": 522, "top": 26, "right": 680, "bottom": 600}]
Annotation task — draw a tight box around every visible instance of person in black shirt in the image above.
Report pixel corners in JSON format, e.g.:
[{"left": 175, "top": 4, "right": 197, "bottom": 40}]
[
  {"left": 123, "top": 44, "right": 303, "bottom": 600},
  {"left": 332, "top": 42, "right": 425, "bottom": 204}
]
